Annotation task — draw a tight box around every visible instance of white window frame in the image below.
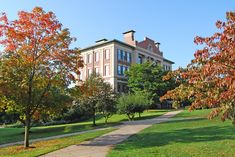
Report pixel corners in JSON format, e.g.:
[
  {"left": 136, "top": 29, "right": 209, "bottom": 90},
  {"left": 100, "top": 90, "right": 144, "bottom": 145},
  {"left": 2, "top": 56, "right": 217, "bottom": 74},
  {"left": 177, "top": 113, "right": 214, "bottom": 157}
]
[
  {"left": 105, "top": 49, "right": 110, "bottom": 60},
  {"left": 104, "top": 65, "right": 109, "bottom": 76},
  {"left": 88, "top": 68, "right": 92, "bottom": 77},
  {"left": 95, "top": 67, "right": 99, "bottom": 74},
  {"left": 95, "top": 52, "right": 99, "bottom": 62}
]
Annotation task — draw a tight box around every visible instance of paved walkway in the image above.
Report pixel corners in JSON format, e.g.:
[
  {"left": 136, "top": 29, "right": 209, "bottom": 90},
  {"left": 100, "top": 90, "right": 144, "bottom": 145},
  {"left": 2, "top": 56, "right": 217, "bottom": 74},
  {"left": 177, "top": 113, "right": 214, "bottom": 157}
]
[{"left": 41, "top": 110, "right": 182, "bottom": 157}]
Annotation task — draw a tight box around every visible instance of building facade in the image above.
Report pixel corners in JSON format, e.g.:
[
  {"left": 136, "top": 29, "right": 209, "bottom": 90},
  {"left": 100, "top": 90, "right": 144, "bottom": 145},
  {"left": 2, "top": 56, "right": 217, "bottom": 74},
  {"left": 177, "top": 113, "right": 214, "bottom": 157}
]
[{"left": 79, "top": 30, "right": 174, "bottom": 93}]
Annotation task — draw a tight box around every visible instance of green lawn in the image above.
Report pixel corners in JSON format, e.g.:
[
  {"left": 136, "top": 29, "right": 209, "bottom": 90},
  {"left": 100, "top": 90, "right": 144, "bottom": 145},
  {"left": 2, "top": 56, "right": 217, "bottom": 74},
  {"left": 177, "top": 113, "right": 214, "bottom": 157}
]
[
  {"left": 107, "top": 109, "right": 235, "bottom": 157},
  {"left": 0, "top": 128, "right": 115, "bottom": 157},
  {"left": 0, "top": 109, "right": 168, "bottom": 145}
]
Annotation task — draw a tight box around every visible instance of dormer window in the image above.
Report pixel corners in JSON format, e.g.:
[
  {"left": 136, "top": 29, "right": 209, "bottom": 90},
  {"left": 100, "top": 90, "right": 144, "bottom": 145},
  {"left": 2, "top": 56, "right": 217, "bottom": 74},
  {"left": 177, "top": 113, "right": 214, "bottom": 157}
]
[{"left": 147, "top": 44, "right": 153, "bottom": 51}]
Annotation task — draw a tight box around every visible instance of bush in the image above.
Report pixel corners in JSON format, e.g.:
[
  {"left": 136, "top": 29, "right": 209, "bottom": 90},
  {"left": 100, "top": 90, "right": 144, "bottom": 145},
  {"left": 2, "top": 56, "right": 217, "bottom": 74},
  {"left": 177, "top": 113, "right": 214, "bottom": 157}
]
[
  {"left": 62, "top": 105, "right": 92, "bottom": 122},
  {"left": 117, "top": 93, "right": 150, "bottom": 120}
]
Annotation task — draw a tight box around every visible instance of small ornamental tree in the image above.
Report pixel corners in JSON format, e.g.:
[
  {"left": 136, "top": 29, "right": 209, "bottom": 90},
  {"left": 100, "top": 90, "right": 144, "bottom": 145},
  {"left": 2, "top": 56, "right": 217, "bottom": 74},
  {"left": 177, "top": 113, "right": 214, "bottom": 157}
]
[
  {"left": 0, "top": 7, "right": 83, "bottom": 147},
  {"left": 117, "top": 92, "right": 150, "bottom": 120},
  {"left": 72, "top": 73, "right": 116, "bottom": 125},
  {"left": 97, "top": 83, "right": 117, "bottom": 124},
  {"left": 117, "top": 94, "right": 136, "bottom": 120},
  {"left": 161, "top": 12, "right": 235, "bottom": 125},
  {"left": 134, "top": 92, "right": 151, "bottom": 117}
]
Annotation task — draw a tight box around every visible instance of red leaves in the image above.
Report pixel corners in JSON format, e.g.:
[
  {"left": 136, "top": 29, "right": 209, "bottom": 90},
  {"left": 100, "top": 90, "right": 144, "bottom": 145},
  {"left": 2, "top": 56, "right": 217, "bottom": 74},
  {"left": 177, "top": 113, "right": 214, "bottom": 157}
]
[
  {"left": 0, "top": 7, "right": 84, "bottom": 111},
  {"left": 162, "top": 11, "right": 235, "bottom": 125},
  {"left": 0, "top": 12, "right": 8, "bottom": 24}
]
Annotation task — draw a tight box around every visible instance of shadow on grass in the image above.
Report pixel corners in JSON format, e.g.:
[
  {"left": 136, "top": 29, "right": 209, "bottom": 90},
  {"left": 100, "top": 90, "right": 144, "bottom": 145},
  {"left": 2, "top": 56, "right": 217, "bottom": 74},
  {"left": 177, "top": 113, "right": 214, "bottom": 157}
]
[
  {"left": 0, "top": 110, "right": 168, "bottom": 145},
  {"left": 113, "top": 119, "right": 235, "bottom": 151}
]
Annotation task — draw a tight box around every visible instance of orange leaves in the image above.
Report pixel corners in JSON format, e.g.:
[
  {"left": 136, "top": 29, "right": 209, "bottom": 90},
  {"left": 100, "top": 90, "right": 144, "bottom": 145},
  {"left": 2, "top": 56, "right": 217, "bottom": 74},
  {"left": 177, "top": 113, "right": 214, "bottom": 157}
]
[
  {"left": 32, "top": 6, "right": 43, "bottom": 14},
  {"left": 0, "top": 7, "right": 84, "bottom": 123},
  {"left": 161, "top": 12, "right": 235, "bottom": 125},
  {"left": 0, "top": 12, "right": 8, "bottom": 24}
]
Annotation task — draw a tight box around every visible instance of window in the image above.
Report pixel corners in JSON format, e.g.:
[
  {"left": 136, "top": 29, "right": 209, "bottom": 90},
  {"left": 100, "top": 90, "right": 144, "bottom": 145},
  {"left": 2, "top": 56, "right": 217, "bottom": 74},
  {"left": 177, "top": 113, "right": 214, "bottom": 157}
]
[
  {"left": 117, "top": 65, "right": 122, "bottom": 75},
  {"left": 88, "top": 69, "right": 92, "bottom": 77},
  {"left": 104, "top": 49, "right": 110, "bottom": 60},
  {"left": 127, "top": 52, "right": 131, "bottom": 63},
  {"left": 95, "top": 67, "right": 99, "bottom": 74},
  {"left": 117, "top": 83, "right": 121, "bottom": 93},
  {"left": 87, "top": 54, "right": 92, "bottom": 63},
  {"left": 148, "top": 44, "right": 153, "bottom": 51},
  {"left": 137, "top": 55, "right": 143, "bottom": 64},
  {"left": 104, "top": 65, "right": 109, "bottom": 76},
  {"left": 123, "top": 51, "right": 127, "bottom": 61},
  {"left": 123, "top": 66, "right": 128, "bottom": 73},
  {"left": 117, "top": 49, "right": 122, "bottom": 61},
  {"left": 122, "top": 66, "right": 126, "bottom": 74},
  {"left": 95, "top": 52, "right": 99, "bottom": 62},
  {"left": 117, "top": 65, "right": 128, "bottom": 76}
]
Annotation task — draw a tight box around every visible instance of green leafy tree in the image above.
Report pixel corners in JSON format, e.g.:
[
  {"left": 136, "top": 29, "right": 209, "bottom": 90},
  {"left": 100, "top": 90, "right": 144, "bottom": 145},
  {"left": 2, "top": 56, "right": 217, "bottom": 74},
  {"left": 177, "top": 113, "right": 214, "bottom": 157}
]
[
  {"left": 0, "top": 7, "right": 83, "bottom": 147},
  {"left": 97, "top": 83, "right": 117, "bottom": 124},
  {"left": 72, "top": 73, "right": 116, "bottom": 125},
  {"left": 125, "top": 61, "right": 176, "bottom": 107},
  {"left": 134, "top": 92, "right": 151, "bottom": 117},
  {"left": 117, "top": 92, "right": 150, "bottom": 120}
]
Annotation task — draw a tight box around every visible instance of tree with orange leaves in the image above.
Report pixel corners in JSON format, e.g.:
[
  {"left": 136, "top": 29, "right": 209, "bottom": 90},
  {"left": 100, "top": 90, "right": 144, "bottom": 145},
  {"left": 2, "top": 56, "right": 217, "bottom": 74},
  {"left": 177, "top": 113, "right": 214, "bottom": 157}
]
[
  {"left": 161, "top": 12, "right": 235, "bottom": 125},
  {"left": 0, "top": 7, "right": 83, "bottom": 147}
]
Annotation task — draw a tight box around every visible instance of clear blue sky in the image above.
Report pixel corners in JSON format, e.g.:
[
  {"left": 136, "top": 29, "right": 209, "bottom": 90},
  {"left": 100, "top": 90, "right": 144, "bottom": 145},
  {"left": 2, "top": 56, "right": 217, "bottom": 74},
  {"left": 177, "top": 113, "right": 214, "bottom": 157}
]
[{"left": 0, "top": 0, "right": 234, "bottom": 69}]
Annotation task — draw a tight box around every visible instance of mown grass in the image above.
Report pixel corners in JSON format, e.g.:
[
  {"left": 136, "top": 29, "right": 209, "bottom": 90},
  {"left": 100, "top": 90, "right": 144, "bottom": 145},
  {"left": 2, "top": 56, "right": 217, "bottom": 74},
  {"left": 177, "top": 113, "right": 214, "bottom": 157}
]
[
  {"left": 0, "top": 109, "right": 169, "bottom": 145},
  {"left": 107, "top": 109, "right": 235, "bottom": 157},
  {"left": 0, "top": 128, "right": 115, "bottom": 157}
]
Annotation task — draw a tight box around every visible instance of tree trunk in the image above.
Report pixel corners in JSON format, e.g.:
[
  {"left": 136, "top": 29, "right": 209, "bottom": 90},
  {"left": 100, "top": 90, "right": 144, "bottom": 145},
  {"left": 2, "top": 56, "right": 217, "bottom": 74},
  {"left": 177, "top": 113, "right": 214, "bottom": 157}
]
[
  {"left": 24, "top": 117, "right": 30, "bottom": 148},
  {"left": 92, "top": 108, "right": 96, "bottom": 126},
  {"left": 138, "top": 112, "right": 141, "bottom": 118},
  {"left": 93, "top": 114, "right": 96, "bottom": 126},
  {"left": 105, "top": 117, "right": 108, "bottom": 124}
]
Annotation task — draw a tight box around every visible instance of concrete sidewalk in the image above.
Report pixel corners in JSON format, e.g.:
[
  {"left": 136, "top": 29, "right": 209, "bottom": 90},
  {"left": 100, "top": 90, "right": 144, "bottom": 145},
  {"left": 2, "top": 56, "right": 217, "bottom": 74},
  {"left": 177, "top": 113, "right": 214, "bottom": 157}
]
[{"left": 41, "top": 110, "right": 182, "bottom": 157}]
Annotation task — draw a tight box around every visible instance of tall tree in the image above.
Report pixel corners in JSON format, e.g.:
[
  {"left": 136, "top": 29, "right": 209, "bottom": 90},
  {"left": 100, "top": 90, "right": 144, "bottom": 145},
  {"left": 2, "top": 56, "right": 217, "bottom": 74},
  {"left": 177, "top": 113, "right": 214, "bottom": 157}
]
[
  {"left": 125, "top": 61, "right": 176, "bottom": 107},
  {"left": 161, "top": 12, "right": 235, "bottom": 125},
  {"left": 0, "top": 7, "right": 83, "bottom": 147}
]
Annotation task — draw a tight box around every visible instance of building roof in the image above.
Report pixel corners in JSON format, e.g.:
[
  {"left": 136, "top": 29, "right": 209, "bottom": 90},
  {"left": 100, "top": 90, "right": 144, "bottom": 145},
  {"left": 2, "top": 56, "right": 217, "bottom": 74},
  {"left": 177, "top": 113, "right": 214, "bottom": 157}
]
[
  {"left": 123, "top": 30, "right": 136, "bottom": 34},
  {"left": 80, "top": 38, "right": 174, "bottom": 65},
  {"left": 163, "top": 58, "right": 174, "bottom": 64},
  {"left": 80, "top": 39, "right": 135, "bottom": 52}
]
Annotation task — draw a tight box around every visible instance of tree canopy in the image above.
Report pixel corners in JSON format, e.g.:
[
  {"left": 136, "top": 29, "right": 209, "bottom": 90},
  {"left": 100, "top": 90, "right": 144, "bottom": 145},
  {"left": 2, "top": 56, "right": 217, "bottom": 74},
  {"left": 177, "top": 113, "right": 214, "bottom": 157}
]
[
  {"left": 125, "top": 61, "right": 176, "bottom": 107},
  {"left": 161, "top": 12, "right": 235, "bottom": 125},
  {"left": 0, "top": 7, "right": 83, "bottom": 147},
  {"left": 117, "top": 92, "right": 150, "bottom": 120},
  {"left": 72, "top": 73, "right": 116, "bottom": 125}
]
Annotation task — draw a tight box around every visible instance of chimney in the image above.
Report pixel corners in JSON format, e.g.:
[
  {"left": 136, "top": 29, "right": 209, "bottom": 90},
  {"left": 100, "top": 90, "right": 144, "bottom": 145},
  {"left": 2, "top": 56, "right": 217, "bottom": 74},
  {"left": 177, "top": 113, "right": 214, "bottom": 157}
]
[
  {"left": 155, "top": 42, "right": 160, "bottom": 49},
  {"left": 123, "top": 30, "right": 136, "bottom": 46}
]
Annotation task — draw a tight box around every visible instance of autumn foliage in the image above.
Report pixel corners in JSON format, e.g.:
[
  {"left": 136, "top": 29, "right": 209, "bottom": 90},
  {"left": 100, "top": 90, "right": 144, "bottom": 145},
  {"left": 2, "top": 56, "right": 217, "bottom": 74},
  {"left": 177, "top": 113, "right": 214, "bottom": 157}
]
[
  {"left": 161, "top": 12, "right": 235, "bottom": 125},
  {"left": 0, "top": 7, "right": 83, "bottom": 147}
]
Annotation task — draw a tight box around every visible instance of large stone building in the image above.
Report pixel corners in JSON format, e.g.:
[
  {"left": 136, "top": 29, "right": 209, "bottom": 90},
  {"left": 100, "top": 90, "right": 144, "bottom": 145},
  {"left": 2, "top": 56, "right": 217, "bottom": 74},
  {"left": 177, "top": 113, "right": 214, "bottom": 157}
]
[{"left": 79, "top": 30, "right": 174, "bottom": 93}]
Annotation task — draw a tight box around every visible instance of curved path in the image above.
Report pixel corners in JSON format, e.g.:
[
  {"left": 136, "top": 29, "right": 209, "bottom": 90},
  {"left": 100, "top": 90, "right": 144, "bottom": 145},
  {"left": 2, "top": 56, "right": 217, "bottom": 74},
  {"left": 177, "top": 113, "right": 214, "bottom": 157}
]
[{"left": 41, "top": 110, "right": 182, "bottom": 157}]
